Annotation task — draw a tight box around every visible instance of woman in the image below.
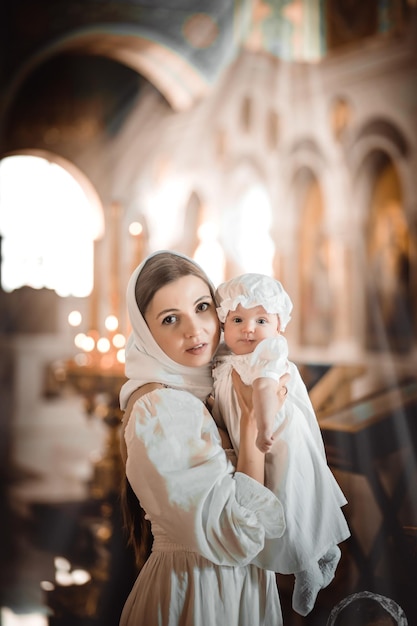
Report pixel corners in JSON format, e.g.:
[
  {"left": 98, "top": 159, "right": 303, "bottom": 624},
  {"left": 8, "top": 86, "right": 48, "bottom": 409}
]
[{"left": 118, "top": 250, "right": 290, "bottom": 626}]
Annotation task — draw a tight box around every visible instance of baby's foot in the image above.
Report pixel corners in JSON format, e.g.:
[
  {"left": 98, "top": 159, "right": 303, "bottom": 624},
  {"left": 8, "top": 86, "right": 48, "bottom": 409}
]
[
  {"left": 292, "top": 566, "right": 323, "bottom": 616},
  {"left": 319, "top": 545, "right": 341, "bottom": 588}
]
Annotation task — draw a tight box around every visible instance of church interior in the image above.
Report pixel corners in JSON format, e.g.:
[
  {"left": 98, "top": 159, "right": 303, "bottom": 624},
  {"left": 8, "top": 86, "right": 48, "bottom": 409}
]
[{"left": 0, "top": 1, "right": 417, "bottom": 624}]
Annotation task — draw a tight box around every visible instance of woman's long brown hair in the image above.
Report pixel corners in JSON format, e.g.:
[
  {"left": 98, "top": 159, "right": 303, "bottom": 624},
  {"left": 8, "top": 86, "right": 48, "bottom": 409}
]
[
  {"left": 120, "top": 475, "right": 153, "bottom": 570},
  {"left": 120, "top": 252, "right": 217, "bottom": 569}
]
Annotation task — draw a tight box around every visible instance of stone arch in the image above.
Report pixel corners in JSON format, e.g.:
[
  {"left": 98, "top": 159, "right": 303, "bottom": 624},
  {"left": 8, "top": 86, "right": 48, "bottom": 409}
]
[
  {"left": 0, "top": 148, "right": 104, "bottom": 238},
  {"left": 280, "top": 137, "right": 335, "bottom": 347},
  {"left": 22, "top": 148, "right": 103, "bottom": 228},
  {"left": 348, "top": 118, "right": 416, "bottom": 353},
  {"left": 350, "top": 117, "right": 410, "bottom": 159},
  {"left": 0, "top": 150, "right": 104, "bottom": 305},
  {"left": 288, "top": 138, "right": 327, "bottom": 164},
  {"left": 347, "top": 115, "right": 414, "bottom": 224},
  {"left": 364, "top": 154, "right": 413, "bottom": 352},
  {"left": 1, "top": 0, "right": 249, "bottom": 123},
  {"left": 2, "top": 29, "right": 208, "bottom": 117},
  {"left": 294, "top": 167, "right": 333, "bottom": 347}
]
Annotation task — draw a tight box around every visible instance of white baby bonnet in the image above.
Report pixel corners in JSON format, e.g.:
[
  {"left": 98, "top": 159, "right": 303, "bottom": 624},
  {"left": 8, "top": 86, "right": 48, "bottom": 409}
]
[{"left": 216, "top": 273, "right": 293, "bottom": 331}]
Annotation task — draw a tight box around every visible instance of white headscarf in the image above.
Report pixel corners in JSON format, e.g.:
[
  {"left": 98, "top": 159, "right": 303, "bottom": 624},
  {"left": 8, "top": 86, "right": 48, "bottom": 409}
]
[
  {"left": 216, "top": 273, "right": 293, "bottom": 331},
  {"left": 119, "top": 250, "right": 215, "bottom": 410}
]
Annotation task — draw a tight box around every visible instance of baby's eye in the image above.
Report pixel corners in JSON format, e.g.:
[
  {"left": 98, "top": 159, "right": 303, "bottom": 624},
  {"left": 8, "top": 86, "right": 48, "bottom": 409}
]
[
  {"left": 197, "top": 301, "right": 210, "bottom": 313},
  {"left": 232, "top": 317, "right": 242, "bottom": 324},
  {"left": 162, "top": 314, "right": 177, "bottom": 325},
  {"left": 257, "top": 318, "right": 268, "bottom": 325}
]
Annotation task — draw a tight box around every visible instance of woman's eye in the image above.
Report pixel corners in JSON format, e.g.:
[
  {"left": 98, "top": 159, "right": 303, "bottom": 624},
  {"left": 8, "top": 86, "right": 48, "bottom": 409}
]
[
  {"left": 197, "top": 301, "right": 210, "bottom": 312},
  {"left": 162, "top": 314, "right": 177, "bottom": 325}
]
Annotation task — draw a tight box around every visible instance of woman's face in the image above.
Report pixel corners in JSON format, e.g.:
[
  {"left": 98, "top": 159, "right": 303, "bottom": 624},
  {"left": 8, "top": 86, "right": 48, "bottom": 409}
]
[{"left": 145, "top": 274, "right": 220, "bottom": 367}]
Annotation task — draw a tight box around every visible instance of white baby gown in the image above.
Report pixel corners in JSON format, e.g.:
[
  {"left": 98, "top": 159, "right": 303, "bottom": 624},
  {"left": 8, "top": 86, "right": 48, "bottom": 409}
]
[
  {"left": 120, "top": 386, "right": 287, "bottom": 626},
  {"left": 213, "top": 338, "right": 351, "bottom": 575}
]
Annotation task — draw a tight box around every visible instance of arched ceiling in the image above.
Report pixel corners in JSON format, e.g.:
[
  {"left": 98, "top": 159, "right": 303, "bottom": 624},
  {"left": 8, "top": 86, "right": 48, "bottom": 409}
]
[
  {"left": 1, "top": 1, "right": 252, "bottom": 115},
  {"left": 0, "top": 0, "right": 408, "bottom": 157},
  {"left": 1, "top": 0, "right": 405, "bottom": 117}
]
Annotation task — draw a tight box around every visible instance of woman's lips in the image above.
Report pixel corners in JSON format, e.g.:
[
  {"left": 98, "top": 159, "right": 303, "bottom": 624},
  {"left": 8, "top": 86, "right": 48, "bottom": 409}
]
[{"left": 186, "top": 343, "right": 207, "bottom": 355}]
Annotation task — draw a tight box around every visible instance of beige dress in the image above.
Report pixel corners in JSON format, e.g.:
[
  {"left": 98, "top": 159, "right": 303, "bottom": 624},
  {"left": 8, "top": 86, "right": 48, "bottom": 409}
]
[{"left": 120, "top": 386, "right": 286, "bottom": 626}]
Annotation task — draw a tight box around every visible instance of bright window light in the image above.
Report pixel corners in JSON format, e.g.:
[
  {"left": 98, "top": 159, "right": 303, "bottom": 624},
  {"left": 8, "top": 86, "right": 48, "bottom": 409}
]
[
  {"left": 0, "top": 155, "right": 102, "bottom": 297},
  {"left": 1, "top": 608, "right": 48, "bottom": 626},
  {"left": 222, "top": 183, "right": 274, "bottom": 275}
]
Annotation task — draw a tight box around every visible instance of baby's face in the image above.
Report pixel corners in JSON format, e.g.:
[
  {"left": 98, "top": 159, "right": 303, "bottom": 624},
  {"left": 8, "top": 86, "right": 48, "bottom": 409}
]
[{"left": 223, "top": 304, "right": 280, "bottom": 355}]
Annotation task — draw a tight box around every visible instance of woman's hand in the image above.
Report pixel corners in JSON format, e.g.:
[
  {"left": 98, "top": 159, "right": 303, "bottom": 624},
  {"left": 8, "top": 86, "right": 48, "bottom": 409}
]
[
  {"left": 232, "top": 369, "right": 291, "bottom": 479},
  {"left": 232, "top": 370, "right": 291, "bottom": 419},
  {"left": 232, "top": 369, "right": 264, "bottom": 483},
  {"left": 231, "top": 368, "right": 254, "bottom": 420},
  {"left": 277, "top": 372, "right": 291, "bottom": 407}
]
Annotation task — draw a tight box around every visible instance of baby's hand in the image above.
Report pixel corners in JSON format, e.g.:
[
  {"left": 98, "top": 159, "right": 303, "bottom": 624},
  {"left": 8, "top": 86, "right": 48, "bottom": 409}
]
[{"left": 256, "top": 431, "right": 274, "bottom": 453}]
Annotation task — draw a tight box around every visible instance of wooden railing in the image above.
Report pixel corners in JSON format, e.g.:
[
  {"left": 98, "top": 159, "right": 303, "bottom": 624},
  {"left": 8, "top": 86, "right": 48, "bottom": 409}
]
[{"left": 308, "top": 364, "right": 367, "bottom": 418}]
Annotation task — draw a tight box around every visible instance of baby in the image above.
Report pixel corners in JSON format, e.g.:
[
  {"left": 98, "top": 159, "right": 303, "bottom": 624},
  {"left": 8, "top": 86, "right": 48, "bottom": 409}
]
[{"left": 213, "top": 273, "right": 350, "bottom": 616}]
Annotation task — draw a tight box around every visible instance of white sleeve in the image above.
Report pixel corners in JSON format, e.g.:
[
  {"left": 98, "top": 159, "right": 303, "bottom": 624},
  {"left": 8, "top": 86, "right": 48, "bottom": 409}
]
[
  {"left": 250, "top": 336, "right": 289, "bottom": 383},
  {"left": 125, "top": 387, "right": 286, "bottom": 567}
]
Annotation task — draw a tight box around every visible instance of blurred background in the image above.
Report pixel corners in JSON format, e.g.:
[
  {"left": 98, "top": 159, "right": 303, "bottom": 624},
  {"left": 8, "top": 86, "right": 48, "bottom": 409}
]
[{"left": 0, "top": 1, "right": 416, "bottom": 625}]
